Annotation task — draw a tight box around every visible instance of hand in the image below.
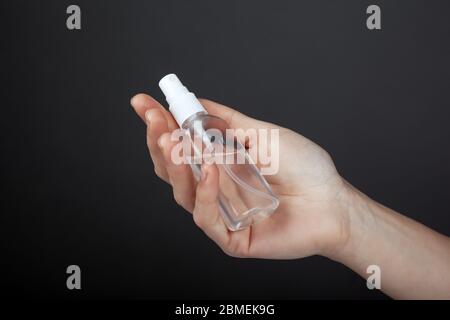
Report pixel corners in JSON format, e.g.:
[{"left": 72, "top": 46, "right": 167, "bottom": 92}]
[
  {"left": 131, "top": 93, "right": 450, "bottom": 298},
  {"left": 131, "top": 93, "right": 352, "bottom": 259}
]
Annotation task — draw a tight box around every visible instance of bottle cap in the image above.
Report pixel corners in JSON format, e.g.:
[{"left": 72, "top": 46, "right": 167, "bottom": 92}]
[{"left": 159, "top": 74, "right": 206, "bottom": 127}]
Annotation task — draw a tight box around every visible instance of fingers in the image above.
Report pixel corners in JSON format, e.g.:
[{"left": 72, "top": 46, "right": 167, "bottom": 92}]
[
  {"left": 193, "top": 164, "right": 230, "bottom": 249},
  {"left": 158, "top": 132, "right": 196, "bottom": 212},
  {"left": 130, "top": 93, "right": 179, "bottom": 183},
  {"left": 145, "top": 108, "right": 170, "bottom": 182},
  {"left": 131, "top": 93, "right": 178, "bottom": 131}
]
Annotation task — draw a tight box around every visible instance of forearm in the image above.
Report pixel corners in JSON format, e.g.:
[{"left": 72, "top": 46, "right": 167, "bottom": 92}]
[{"left": 331, "top": 184, "right": 450, "bottom": 299}]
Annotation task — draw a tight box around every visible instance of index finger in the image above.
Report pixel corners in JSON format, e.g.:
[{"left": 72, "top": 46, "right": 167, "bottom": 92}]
[{"left": 130, "top": 93, "right": 178, "bottom": 131}]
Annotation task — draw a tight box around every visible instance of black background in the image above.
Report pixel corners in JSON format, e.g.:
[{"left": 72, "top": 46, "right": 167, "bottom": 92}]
[{"left": 1, "top": 0, "right": 450, "bottom": 299}]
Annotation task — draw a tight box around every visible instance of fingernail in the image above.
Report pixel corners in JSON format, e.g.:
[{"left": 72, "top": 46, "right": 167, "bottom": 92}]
[
  {"left": 157, "top": 136, "right": 164, "bottom": 149},
  {"left": 145, "top": 110, "right": 152, "bottom": 123},
  {"left": 130, "top": 95, "right": 137, "bottom": 107}
]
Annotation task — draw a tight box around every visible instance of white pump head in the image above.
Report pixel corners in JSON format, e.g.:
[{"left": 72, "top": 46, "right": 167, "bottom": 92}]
[{"left": 159, "top": 74, "right": 207, "bottom": 127}]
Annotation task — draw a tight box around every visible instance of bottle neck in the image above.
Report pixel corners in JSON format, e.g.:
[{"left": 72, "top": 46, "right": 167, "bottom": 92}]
[{"left": 181, "top": 110, "right": 208, "bottom": 129}]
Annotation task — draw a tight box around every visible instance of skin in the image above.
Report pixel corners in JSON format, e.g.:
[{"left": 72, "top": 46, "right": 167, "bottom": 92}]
[{"left": 131, "top": 93, "right": 450, "bottom": 299}]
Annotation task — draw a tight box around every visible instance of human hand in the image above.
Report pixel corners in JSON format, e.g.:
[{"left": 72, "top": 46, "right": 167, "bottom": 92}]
[{"left": 131, "top": 94, "right": 352, "bottom": 259}]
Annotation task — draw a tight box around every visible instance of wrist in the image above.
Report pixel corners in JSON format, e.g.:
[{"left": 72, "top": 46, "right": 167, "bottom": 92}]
[{"left": 319, "top": 180, "right": 376, "bottom": 262}]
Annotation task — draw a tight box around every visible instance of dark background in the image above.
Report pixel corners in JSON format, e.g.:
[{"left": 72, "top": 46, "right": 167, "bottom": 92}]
[{"left": 1, "top": 0, "right": 449, "bottom": 299}]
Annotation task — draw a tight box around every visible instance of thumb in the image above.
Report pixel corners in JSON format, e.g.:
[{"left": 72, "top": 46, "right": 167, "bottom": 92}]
[
  {"left": 198, "top": 98, "right": 280, "bottom": 130},
  {"left": 198, "top": 98, "right": 282, "bottom": 173}
]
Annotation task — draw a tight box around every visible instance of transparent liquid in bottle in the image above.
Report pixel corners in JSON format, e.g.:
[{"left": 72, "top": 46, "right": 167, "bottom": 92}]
[{"left": 182, "top": 112, "right": 279, "bottom": 231}]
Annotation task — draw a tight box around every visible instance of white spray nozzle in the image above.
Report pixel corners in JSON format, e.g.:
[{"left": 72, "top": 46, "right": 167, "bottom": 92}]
[
  {"left": 158, "top": 73, "right": 206, "bottom": 127},
  {"left": 159, "top": 74, "right": 188, "bottom": 103}
]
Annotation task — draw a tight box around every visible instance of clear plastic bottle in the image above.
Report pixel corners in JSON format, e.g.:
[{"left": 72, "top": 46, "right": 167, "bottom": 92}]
[{"left": 159, "top": 74, "right": 279, "bottom": 231}]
